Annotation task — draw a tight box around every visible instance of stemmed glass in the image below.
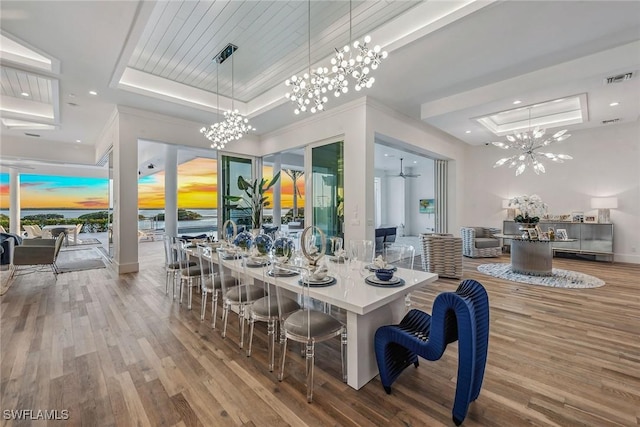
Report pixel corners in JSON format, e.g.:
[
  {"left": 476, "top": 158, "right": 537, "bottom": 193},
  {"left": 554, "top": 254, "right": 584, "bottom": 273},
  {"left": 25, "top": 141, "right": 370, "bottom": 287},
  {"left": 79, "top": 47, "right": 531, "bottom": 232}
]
[{"left": 348, "top": 240, "right": 374, "bottom": 278}]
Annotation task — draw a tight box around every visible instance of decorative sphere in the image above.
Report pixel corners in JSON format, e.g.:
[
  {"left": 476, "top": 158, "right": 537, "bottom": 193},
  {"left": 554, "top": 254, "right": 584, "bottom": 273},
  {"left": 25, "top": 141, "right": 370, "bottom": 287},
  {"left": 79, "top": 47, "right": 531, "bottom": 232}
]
[
  {"left": 253, "top": 234, "right": 273, "bottom": 255},
  {"left": 233, "top": 231, "right": 254, "bottom": 250},
  {"left": 273, "top": 237, "right": 295, "bottom": 260}
]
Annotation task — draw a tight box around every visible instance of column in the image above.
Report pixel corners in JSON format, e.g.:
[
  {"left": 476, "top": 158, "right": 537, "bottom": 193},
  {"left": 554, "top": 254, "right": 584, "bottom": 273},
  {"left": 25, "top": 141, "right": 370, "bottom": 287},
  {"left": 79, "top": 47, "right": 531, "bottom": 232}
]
[
  {"left": 272, "top": 154, "right": 282, "bottom": 228},
  {"left": 9, "top": 169, "right": 20, "bottom": 235},
  {"left": 113, "top": 112, "right": 139, "bottom": 273},
  {"left": 165, "top": 145, "right": 178, "bottom": 237}
]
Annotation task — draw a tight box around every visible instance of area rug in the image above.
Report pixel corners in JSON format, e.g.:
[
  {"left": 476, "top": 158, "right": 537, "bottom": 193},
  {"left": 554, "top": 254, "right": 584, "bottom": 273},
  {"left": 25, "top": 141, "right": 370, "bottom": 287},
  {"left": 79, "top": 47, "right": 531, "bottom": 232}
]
[
  {"left": 55, "top": 247, "right": 107, "bottom": 273},
  {"left": 75, "top": 238, "right": 102, "bottom": 246},
  {"left": 477, "top": 263, "right": 605, "bottom": 289}
]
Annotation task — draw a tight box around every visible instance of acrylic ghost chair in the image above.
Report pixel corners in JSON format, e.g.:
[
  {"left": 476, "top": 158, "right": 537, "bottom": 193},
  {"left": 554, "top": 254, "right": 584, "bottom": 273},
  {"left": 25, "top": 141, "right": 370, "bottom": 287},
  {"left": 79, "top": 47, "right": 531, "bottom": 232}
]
[
  {"left": 246, "top": 256, "right": 300, "bottom": 372},
  {"left": 197, "top": 243, "right": 236, "bottom": 328},
  {"left": 374, "top": 279, "right": 489, "bottom": 426},
  {"left": 383, "top": 242, "right": 416, "bottom": 311},
  {"left": 163, "top": 236, "right": 195, "bottom": 297},
  {"left": 275, "top": 261, "right": 347, "bottom": 402},
  {"left": 177, "top": 240, "right": 208, "bottom": 309},
  {"left": 216, "top": 247, "right": 265, "bottom": 348}
]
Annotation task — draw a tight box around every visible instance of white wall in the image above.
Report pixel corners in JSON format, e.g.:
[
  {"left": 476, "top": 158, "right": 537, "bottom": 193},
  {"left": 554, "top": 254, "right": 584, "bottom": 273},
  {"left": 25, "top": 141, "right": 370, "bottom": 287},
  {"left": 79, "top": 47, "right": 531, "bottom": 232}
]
[
  {"left": 385, "top": 175, "right": 405, "bottom": 229},
  {"left": 463, "top": 121, "right": 640, "bottom": 263},
  {"left": 406, "top": 159, "right": 435, "bottom": 235}
]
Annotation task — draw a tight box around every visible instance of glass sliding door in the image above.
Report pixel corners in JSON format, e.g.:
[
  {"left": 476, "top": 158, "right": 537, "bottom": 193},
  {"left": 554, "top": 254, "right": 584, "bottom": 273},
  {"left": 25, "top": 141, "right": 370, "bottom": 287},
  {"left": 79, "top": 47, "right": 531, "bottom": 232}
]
[
  {"left": 219, "top": 155, "right": 253, "bottom": 234},
  {"left": 311, "top": 141, "right": 344, "bottom": 244},
  {"left": 108, "top": 151, "right": 114, "bottom": 259}
]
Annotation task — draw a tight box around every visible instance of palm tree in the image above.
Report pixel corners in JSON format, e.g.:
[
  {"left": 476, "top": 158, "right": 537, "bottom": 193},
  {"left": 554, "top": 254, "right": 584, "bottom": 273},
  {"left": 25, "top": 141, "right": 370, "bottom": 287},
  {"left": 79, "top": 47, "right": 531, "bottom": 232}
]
[{"left": 284, "top": 169, "right": 304, "bottom": 218}]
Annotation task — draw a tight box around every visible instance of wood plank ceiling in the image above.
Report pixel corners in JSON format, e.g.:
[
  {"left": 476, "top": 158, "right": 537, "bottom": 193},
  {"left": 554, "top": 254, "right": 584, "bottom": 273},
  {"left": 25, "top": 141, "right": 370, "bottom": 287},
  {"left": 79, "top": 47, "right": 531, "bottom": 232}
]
[{"left": 128, "top": 0, "right": 419, "bottom": 102}]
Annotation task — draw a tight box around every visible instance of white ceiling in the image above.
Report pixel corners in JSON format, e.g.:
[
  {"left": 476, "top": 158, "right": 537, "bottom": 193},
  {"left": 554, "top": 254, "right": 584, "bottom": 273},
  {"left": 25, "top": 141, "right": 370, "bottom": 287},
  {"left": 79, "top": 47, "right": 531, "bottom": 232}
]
[{"left": 1, "top": 0, "right": 639, "bottom": 175}]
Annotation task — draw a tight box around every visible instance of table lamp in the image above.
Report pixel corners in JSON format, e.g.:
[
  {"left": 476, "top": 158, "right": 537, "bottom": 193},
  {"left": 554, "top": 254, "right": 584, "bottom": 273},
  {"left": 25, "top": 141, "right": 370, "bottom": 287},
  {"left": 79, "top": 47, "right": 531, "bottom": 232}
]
[
  {"left": 502, "top": 199, "right": 515, "bottom": 220},
  {"left": 590, "top": 197, "right": 618, "bottom": 223}
]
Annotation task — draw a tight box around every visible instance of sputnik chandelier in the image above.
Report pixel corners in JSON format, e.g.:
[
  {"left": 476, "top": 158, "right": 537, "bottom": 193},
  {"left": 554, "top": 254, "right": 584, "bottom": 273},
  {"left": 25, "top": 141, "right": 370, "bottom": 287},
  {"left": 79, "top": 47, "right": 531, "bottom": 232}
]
[
  {"left": 284, "top": 0, "right": 387, "bottom": 115},
  {"left": 200, "top": 44, "right": 254, "bottom": 149},
  {"left": 492, "top": 108, "right": 573, "bottom": 176}
]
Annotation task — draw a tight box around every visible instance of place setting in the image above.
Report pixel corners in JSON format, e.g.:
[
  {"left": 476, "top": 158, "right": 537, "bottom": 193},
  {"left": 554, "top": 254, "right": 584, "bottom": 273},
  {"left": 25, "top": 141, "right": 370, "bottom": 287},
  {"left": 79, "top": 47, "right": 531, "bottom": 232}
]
[
  {"left": 267, "top": 236, "right": 299, "bottom": 277},
  {"left": 364, "top": 255, "right": 405, "bottom": 288},
  {"left": 297, "top": 226, "right": 337, "bottom": 287}
]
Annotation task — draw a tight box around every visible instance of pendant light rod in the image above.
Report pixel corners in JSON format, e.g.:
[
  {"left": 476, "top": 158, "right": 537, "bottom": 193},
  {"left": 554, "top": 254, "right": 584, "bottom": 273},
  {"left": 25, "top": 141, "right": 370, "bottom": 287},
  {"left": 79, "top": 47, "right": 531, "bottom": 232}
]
[
  {"left": 308, "top": 0, "right": 311, "bottom": 75},
  {"left": 349, "top": 0, "right": 352, "bottom": 43},
  {"left": 216, "top": 62, "right": 219, "bottom": 120},
  {"left": 231, "top": 50, "right": 235, "bottom": 111}
]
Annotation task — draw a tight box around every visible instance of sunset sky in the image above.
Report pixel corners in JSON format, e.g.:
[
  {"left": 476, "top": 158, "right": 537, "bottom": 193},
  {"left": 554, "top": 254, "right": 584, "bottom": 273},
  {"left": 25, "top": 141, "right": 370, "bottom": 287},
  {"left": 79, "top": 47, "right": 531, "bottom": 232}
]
[{"left": 1, "top": 158, "right": 305, "bottom": 210}]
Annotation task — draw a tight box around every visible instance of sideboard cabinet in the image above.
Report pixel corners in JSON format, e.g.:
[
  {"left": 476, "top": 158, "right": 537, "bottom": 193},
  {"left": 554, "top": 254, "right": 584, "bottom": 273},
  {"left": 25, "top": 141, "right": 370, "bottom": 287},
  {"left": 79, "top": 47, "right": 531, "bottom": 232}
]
[{"left": 502, "top": 220, "right": 613, "bottom": 261}]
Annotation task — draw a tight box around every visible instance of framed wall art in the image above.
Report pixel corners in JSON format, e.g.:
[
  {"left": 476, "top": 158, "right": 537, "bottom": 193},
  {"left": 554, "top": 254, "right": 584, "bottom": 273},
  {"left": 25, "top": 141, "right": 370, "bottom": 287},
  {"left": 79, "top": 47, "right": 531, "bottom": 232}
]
[{"left": 419, "top": 198, "right": 435, "bottom": 214}]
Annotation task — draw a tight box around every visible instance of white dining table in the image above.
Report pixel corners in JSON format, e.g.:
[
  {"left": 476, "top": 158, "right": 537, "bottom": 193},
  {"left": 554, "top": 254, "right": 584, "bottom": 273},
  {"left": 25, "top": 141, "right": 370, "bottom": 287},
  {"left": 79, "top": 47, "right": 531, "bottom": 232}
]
[
  {"left": 42, "top": 224, "right": 78, "bottom": 245},
  {"left": 194, "top": 246, "right": 438, "bottom": 390}
]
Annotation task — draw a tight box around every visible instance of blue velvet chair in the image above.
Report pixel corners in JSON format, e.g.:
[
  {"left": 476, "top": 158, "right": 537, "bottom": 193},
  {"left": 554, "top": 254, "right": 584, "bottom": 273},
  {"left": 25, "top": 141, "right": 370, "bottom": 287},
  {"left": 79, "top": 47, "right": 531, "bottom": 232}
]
[{"left": 374, "top": 279, "right": 489, "bottom": 425}]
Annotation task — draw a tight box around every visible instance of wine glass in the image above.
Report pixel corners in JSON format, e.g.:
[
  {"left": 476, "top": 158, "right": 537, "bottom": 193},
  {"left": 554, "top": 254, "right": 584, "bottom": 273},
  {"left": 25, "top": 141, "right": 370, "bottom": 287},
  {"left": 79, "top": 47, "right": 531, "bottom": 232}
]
[{"left": 348, "top": 240, "right": 374, "bottom": 278}]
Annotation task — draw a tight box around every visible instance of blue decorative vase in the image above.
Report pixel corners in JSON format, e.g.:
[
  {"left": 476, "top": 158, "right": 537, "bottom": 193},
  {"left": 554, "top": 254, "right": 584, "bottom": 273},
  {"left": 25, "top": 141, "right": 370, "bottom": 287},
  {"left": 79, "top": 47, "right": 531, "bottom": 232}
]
[
  {"left": 273, "top": 237, "right": 295, "bottom": 261},
  {"left": 253, "top": 233, "right": 274, "bottom": 255},
  {"left": 233, "top": 231, "right": 254, "bottom": 250}
]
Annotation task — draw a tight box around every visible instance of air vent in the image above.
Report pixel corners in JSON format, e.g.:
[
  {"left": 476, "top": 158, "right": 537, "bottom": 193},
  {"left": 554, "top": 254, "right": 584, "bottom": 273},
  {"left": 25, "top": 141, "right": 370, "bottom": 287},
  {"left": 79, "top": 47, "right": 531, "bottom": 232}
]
[
  {"left": 24, "top": 132, "right": 40, "bottom": 137},
  {"left": 602, "top": 118, "right": 621, "bottom": 125},
  {"left": 604, "top": 72, "right": 633, "bottom": 84}
]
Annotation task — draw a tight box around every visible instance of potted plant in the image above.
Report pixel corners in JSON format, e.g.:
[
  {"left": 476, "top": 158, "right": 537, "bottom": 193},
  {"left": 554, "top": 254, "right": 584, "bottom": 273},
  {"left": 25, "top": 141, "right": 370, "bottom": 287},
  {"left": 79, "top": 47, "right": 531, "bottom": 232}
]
[
  {"left": 509, "top": 194, "right": 547, "bottom": 225},
  {"left": 224, "top": 172, "right": 281, "bottom": 231}
]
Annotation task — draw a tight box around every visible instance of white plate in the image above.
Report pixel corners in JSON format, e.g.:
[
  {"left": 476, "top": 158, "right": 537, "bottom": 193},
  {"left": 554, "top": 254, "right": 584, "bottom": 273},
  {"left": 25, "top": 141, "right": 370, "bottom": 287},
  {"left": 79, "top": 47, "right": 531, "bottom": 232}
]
[
  {"left": 365, "top": 275, "right": 405, "bottom": 287},
  {"left": 298, "top": 276, "right": 337, "bottom": 287}
]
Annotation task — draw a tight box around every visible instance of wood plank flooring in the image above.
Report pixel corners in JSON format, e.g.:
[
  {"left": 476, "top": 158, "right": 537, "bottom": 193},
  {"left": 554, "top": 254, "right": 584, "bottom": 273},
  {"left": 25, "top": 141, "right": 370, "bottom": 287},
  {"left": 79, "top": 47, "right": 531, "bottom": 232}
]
[{"left": 1, "top": 241, "right": 639, "bottom": 426}]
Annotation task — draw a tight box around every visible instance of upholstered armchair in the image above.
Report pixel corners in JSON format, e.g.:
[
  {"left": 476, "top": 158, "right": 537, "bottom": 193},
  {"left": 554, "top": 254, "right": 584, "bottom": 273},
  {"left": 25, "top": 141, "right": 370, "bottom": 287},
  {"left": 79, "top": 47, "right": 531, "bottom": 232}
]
[
  {"left": 461, "top": 227, "right": 502, "bottom": 258},
  {"left": 11, "top": 234, "right": 65, "bottom": 278}
]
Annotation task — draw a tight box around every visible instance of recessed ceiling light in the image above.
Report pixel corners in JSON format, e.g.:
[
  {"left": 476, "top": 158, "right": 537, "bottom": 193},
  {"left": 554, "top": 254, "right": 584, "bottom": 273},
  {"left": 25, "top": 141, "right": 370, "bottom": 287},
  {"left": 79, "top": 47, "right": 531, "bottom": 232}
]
[
  {"left": 465, "top": 130, "right": 471, "bottom": 134},
  {"left": 76, "top": 139, "right": 81, "bottom": 143},
  {"left": 513, "top": 100, "right": 522, "bottom": 105},
  {"left": 413, "top": 161, "right": 417, "bottom": 164},
  {"left": 68, "top": 93, "right": 76, "bottom": 98},
  {"left": 20, "top": 92, "right": 29, "bottom": 97},
  {"left": 384, "top": 153, "right": 389, "bottom": 157},
  {"left": 609, "top": 102, "right": 619, "bottom": 107},
  {"left": 89, "top": 90, "right": 98, "bottom": 96}
]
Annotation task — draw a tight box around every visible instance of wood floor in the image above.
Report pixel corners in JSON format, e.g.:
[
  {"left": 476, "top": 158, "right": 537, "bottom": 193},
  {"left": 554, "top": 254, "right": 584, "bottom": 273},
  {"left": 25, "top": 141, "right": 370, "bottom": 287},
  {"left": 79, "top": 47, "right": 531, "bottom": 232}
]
[{"left": 1, "top": 241, "right": 639, "bottom": 426}]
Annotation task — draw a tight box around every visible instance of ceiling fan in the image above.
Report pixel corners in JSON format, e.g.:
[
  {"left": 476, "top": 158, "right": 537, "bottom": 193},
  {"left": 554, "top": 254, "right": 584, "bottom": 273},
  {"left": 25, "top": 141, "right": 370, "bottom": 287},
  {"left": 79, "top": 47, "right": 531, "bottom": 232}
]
[{"left": 391, "top": 158, "right": 420, "bottom": 179}]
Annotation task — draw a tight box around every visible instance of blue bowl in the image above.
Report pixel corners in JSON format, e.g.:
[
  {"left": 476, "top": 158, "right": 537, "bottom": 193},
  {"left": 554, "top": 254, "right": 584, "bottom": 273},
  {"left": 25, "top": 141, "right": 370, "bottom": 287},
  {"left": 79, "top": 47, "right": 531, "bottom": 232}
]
[{"left": 375, "top": 268, "right": 394, "bottom": 281}]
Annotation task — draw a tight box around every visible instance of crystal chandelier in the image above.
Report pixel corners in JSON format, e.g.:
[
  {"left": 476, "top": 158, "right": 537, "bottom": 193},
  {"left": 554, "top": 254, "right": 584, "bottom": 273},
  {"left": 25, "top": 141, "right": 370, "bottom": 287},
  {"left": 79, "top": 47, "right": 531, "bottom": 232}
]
[
  {"left": 200, "top": 44, "right": 254, "bottom": 149},
  {"left": 492, "top": 108, "right": 573, "bottom": 176},
  {"left": 284, "top": 0, "right": 387, "bottom": 114}
]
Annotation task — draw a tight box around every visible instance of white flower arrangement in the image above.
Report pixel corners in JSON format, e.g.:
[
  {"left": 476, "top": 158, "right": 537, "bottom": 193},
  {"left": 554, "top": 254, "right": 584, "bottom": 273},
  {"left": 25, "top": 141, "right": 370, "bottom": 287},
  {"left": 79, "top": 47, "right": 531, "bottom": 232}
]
[{"left": 509, "top": 194, "right": 548, "bottom": 223}]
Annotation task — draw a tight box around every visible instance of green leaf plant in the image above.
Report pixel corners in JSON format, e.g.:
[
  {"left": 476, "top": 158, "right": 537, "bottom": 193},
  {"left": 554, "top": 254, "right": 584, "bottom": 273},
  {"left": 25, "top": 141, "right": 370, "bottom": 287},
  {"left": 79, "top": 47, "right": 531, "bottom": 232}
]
[{"left": 224, "top": 171, "right": 281, "bottom": 230}]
